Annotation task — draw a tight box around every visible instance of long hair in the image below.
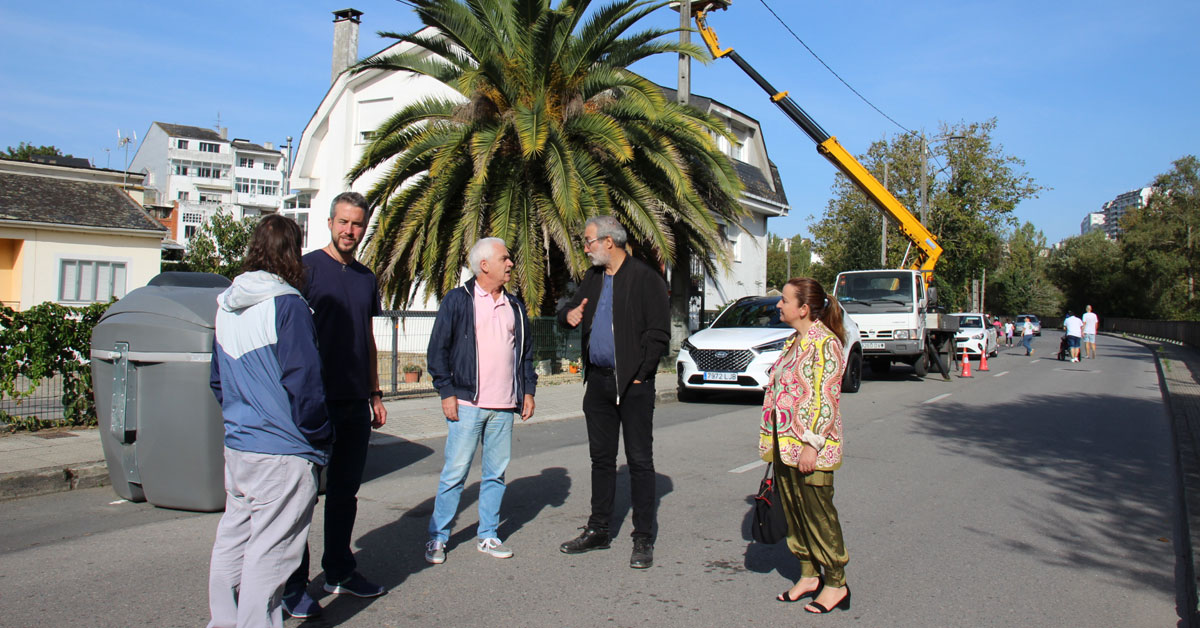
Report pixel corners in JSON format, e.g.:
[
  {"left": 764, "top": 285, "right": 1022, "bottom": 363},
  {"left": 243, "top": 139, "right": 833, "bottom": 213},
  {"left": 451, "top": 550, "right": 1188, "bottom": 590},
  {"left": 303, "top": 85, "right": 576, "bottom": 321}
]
[
  {"left": 786, "top": 277, "right": 845, "bottom": 344},
  {"left": 242, "top": 214, "right": 305, "bottom": 291}
]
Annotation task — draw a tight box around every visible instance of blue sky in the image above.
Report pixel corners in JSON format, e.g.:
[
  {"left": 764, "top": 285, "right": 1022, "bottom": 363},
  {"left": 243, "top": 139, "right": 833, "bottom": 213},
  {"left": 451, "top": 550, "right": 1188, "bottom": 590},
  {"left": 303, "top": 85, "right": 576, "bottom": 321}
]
[{"left": 2, "top": 0, "right": 1196, "bottom": 244}]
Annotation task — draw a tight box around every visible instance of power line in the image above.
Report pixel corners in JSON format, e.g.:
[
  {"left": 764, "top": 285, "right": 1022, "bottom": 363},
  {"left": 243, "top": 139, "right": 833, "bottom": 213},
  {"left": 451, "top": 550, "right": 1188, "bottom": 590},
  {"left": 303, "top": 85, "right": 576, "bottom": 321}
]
[{"left": 755, "top": 0, "right": 913, "bottom": 137}]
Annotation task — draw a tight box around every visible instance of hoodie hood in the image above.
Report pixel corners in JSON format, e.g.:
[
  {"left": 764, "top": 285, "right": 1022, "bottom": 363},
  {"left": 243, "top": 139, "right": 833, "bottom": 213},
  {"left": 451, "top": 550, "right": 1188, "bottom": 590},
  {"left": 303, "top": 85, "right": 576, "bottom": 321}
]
[{"left": 218, "top": 270, "right": 302, "bottom": 312}]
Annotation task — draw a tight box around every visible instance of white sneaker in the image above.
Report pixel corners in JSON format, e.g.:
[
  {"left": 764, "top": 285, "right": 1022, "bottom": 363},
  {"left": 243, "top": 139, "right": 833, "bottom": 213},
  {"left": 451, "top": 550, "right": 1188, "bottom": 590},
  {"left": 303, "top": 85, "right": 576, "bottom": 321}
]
[
  {"left": 425, "top": 540, "right": 446, "bottom": 564},
  {"left": 477, "top": 537, "right": 514, "bottom": 559}
]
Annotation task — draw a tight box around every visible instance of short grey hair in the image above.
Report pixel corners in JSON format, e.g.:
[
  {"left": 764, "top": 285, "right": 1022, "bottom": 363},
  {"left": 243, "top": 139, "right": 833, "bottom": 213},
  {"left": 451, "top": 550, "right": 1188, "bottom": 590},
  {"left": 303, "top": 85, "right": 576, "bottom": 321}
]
[
  {"left": 585, "top": 215, "right": 628, "bottom": 247},
  {"left": 469, "top": 237, "right": 506, "bottom": 275},
  {"left": 330, "top": 191, "right": 368, "bottom": 218}
]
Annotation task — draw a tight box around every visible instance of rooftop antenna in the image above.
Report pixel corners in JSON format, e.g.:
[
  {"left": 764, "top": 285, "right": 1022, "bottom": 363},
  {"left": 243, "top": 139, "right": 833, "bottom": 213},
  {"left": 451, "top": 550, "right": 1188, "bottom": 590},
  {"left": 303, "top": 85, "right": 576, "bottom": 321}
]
[
  {"left": 214, "top": 112, "right": 222, "bottom": 131},
  {"left": 117, "top": 128, "right": 136, "bottom": 188}
]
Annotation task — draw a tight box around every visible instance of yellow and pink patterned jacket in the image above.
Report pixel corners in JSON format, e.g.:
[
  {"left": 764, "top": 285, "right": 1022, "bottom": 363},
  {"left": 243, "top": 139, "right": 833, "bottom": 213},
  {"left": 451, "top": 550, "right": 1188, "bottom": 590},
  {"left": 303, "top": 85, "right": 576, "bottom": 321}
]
[{"left": 758, "top": 320, "right": 845, "bottom": 471}]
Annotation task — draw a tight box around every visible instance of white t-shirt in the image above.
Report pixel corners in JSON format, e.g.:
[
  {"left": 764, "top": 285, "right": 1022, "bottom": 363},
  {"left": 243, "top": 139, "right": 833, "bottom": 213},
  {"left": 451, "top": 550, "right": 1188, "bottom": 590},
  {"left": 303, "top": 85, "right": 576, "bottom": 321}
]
[
  {"left": 1064, "top": 315, "right": 1084, "bottom": 337},
  {"left": 1004, "top": 322, "right": 1014, "bottom": 335},
  {"left": 1022, "top": 321, "right": 1033, "bottom": 336},
  {"left": 1082, "top": 312, "right": 1098, "bottom": 334}
]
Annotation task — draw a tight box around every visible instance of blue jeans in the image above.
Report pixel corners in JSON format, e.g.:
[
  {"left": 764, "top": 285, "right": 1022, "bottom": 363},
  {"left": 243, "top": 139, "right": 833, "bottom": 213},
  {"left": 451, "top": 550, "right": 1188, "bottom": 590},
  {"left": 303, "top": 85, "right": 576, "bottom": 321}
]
[
  {"left": 429, "top": 405, "right": 514, "bottom": 543},
  {"left": 1022, "top": 334, "right": 1033, "bottom": 355}
]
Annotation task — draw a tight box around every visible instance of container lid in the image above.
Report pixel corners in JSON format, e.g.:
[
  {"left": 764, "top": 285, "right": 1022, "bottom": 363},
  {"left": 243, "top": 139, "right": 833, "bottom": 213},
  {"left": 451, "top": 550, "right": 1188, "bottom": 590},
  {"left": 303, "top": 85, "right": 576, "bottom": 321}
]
[{"left": 98, "top": 285, "right": 225, "bottom": 329}]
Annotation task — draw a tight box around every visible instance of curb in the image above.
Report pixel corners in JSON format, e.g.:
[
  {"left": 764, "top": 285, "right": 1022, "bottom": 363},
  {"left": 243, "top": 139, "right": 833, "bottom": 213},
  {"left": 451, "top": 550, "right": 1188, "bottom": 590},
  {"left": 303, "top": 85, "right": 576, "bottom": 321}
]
[{"left": 0, "top": 460, "right": 109, "bottom": 502}]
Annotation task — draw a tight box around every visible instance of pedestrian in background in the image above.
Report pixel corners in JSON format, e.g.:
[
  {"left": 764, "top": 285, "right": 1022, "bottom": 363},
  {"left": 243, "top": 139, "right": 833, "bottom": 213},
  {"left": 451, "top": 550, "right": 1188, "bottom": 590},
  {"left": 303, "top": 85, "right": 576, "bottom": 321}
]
[
  {"left": 1004, "top": 319, "right": 1014, "bottom": 347},
  {"left": 208, "top": 215, "right": 330, "bottom": 628},
  {"left": 1022, "top": 316, "right": 1035, "bottom": 356},
  {"left": 424, "top": 237, "right": 537, "bottom": 565},
  {"left": 1063, "top": 310, "right": 1084, "bottom": 363},
  {"left": 284, "top": 192, "right": 387, "bottom": 618},
  {"left": 1082, "top": 305, "right": 1099, "bottom": 359},
  {"left": 765, "top": 277, "right": 851, "bottom": 614},
  {"left": 557, "top": 216, "right": 670, "bottom": 569}
]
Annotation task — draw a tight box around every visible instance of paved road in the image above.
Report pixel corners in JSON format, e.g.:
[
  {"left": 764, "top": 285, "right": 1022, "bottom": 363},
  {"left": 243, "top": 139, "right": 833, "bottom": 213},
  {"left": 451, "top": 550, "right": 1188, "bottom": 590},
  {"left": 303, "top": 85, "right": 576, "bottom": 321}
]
[{"left": 0, "top": 335, "right": 1182, "bottom": 626}]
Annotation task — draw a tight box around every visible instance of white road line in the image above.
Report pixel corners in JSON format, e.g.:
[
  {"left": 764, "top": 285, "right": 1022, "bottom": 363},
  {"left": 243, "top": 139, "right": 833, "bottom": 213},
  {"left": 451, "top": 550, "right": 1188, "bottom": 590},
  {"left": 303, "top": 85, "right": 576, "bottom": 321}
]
[
  {"left": 993, "top": 371, "right": 1009, "bottom": 377},
  {"left": 108, "top": 500, "right": 128, "bottom": 505},
  {"left": 921, "top": 393, "right": 952, "bottom": 405},
  {"left": 729, "top": 460, "right": 767, "bottom": 474}
]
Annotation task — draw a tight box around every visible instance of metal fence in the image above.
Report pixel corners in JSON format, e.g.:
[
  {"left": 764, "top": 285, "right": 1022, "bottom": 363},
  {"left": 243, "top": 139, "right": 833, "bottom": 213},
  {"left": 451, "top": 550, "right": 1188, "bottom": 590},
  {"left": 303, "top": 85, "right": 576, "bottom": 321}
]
[
  {"left": 374, "top": 313, "right": 582, "bottom": 396},
  {"left": 0, "top": 374, "right": 67, "bottom": 426},
  {"left": 1102, "top": 317, "right": 1200, "bottom": 347}
]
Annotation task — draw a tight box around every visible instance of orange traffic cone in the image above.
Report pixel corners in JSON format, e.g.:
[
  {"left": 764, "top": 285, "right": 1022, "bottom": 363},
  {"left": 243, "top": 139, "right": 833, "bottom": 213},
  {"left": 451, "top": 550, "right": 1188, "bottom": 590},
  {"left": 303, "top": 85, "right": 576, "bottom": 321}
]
[
  {"left": 979, "top": 349, "right": 990, "bottom": 371},
  {"left": 959, "top": 347, "right": 973, "bottom": 378}
]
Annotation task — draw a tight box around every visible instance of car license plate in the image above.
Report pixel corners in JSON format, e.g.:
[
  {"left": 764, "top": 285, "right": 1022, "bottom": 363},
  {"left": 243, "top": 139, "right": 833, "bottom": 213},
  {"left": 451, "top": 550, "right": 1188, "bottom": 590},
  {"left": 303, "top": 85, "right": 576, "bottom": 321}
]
[
  {"left": 704, "top": 372, "right": 738, "bottom": 382},
  {"left": 863, "top": 342, "right": 885, "bottom": 350}
]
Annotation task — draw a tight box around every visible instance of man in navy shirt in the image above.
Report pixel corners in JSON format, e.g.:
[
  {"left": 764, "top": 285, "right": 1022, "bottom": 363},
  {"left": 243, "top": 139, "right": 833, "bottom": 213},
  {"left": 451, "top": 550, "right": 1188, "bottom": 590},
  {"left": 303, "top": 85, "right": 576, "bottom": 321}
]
[{"left": 283, "top": 192, "right": 388, "bottom": 618}]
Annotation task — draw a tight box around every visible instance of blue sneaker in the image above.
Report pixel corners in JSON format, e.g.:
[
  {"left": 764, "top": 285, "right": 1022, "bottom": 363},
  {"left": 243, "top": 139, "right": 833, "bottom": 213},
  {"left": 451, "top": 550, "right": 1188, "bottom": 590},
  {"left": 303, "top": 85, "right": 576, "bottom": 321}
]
[
  {"left": 323, "top": 572, "right": 386, "bottom": 598},
  {"left": 281, "top": 589, "right": 322, "bottom": 619}
]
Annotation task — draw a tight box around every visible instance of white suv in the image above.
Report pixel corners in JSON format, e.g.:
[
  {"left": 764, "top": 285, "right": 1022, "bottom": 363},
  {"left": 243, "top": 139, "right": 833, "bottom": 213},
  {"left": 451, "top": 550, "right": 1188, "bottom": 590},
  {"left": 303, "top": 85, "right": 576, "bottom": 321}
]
[{"left": 676, "top": 296, "right": 863, "bottom": 401}]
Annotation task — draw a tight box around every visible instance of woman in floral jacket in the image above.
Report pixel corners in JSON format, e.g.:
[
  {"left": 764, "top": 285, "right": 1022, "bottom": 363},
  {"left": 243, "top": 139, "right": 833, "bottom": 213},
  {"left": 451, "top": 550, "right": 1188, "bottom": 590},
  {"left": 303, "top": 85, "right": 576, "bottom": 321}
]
[{"left": 760, "top": 277, "right": 851, "bottom": 614}]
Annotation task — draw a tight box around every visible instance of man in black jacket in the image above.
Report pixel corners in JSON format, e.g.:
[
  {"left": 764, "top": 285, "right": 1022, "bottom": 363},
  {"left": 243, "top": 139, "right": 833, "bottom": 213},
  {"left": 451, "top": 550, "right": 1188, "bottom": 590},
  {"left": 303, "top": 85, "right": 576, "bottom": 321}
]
[{"left": 557, "top": 215, "right": 670, "bottom": 569}]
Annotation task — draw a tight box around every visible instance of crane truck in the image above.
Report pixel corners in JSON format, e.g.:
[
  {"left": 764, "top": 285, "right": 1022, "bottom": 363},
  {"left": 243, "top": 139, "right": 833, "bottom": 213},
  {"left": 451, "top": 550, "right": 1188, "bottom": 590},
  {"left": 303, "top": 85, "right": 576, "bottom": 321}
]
[{"left": 692, "top": 2, "right": 958, "bottom": 379}]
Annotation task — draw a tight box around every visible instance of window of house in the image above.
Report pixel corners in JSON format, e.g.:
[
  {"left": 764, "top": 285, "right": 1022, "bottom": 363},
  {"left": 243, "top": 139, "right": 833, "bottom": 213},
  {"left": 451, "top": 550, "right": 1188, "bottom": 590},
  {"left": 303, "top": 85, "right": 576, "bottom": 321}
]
[
  {"left": 174, "top": 164, "right": 189, "bottom": 176},
  {"left": 59, "top": 260, "right": 127, "bottom": 303},
  {"left": 177, "top": 191, "right": 190, "bottom": 200},
  {"left": 182, "top": 212, "right": 203, "bottom": 223},
  {"left": 176, "top": 139, "right": 189, "bottom": 150},
  {"left": 199, "top": 193, "right": 221, "bottom": 204},
  {"left": 239, "top": 157, "right": 255, "bottom": 168},
  {"left": 184, "top": 225, "right": 198, "bottom": 239},
  {"left": 199, "top": 142, "right": 220, "bottom": 153},
  {"left": 360, "top": 130, "right": 378, "bottom": 143},
  {"left": 257, "top": 181, "right": 278, "bottom": 196},
  {"left": 283, "top": 211, "right": 309, "bottom": 248},
  {"left": 263, "top": 161, "right": 277, "bottom": 171},
  {"left": 235, "top": 178, "right": 250, "bottom": 193}
]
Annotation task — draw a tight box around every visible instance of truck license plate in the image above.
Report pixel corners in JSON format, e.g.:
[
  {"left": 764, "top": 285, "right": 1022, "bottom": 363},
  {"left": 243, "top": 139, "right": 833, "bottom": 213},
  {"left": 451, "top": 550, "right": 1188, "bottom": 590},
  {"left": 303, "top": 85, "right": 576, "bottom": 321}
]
[
  {"left": 863, "top": 342, "right": 885, "bottom": 350},
  {"left": 704, "top": 372, "right": 738, "bottom": 382}
]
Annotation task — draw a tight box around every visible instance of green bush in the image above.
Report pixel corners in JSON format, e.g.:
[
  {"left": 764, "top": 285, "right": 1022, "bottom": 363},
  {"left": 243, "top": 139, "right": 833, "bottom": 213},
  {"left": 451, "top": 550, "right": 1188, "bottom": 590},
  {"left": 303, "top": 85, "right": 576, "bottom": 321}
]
[{"left": 0, "top": 301, "right": 110, "bottom": 432}]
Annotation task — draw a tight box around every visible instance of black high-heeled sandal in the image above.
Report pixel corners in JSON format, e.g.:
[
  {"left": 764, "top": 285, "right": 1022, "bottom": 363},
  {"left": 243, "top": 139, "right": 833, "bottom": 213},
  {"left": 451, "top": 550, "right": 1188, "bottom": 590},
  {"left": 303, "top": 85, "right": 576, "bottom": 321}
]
[
  {"left": 804, "top": 584, "right": 851, "bottom": 614},
  {"left": 776, "top": 577, "right": 822, "bottom": 603}
]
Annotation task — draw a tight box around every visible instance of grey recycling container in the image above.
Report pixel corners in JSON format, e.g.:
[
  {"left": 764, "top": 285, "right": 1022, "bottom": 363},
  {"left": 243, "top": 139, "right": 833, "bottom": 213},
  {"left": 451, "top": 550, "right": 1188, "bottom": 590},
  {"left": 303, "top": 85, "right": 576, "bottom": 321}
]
[{"left": 90, "top": 272, "right": 231, "bottom": 512}]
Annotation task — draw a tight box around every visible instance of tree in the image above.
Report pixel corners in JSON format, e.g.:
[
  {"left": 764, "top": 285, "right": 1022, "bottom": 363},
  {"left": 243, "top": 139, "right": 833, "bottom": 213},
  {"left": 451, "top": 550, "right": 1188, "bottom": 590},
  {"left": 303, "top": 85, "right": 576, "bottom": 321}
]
[
  {"left": 4, "top": 142, "right": 72, "bottom": 161},
  {"left": 1044, "top": 229, "right": 1122, "bottom": 316},
  {"left": 809, "top": 119, "right": 1042, "bottom": 310},
  {"left": 181, "top": 212, "right": 258, "bottom": 279},
  {"left": 346, "top": 0, "right": 747, "bottom": 315},
  {"left": 765, "top": 234, "right": 812, "bottom": 291},
  {"left": 1117, "top": 155, "right": 1200, "bottom": 320},
  {"left": 988, "top": 222, "right": 1062, "bottom": 316}
]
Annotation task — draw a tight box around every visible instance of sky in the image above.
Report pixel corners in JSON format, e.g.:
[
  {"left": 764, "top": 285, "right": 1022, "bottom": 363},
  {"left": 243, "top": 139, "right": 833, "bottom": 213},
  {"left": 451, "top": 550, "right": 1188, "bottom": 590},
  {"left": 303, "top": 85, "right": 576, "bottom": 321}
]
[{"left": 2, "top": 0, "right": 1197, "bottom": 245}]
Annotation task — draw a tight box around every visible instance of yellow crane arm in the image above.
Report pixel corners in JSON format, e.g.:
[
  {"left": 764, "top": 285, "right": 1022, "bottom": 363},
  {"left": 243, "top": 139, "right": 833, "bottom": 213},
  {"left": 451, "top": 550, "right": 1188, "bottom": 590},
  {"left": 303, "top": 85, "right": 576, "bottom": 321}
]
[{"left": 694, "top": 6, "right": 942, "bottom": 279}]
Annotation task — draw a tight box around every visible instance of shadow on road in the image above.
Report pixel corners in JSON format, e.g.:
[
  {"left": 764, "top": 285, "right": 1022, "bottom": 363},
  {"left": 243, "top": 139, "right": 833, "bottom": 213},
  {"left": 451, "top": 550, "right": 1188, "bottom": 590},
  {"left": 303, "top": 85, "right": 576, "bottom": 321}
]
[{"left": 360, "top": 433, "right": 435, "bottom": 484}]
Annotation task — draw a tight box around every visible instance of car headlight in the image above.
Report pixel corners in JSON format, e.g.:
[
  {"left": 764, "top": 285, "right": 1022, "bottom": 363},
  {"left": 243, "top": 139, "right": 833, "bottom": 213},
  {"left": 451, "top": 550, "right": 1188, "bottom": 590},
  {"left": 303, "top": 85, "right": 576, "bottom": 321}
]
[
  {"left": 753, "top": 338, "right": 788, "bottom": 353},
  {"left": 893, "top": 329, "right": 909, "bottom": 340},
  {"left": 681, "top": 339, "right": 697, "bottom": 352}
]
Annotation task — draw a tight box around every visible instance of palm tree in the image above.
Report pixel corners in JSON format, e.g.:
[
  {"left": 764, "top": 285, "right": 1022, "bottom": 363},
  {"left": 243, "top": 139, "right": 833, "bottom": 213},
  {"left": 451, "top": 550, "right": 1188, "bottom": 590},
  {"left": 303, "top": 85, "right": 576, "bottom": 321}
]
[{"left": 348, "top": 0, "right": 747, "bottom": 314}]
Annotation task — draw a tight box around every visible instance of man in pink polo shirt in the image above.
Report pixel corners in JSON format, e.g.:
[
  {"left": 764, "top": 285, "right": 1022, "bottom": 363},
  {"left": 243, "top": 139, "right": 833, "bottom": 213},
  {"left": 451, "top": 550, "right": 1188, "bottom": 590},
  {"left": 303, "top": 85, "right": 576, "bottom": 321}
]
[{"left": 424, "top": 237, "right": 537, "bottom": 564}]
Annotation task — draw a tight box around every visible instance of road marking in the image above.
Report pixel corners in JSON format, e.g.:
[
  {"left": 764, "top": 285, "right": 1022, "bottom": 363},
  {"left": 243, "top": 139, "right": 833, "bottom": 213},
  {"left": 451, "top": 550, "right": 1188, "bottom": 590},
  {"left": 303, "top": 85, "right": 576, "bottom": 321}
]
[
  {"left": 993, "top": 371, "right": 1009, "bottom": 377},
  {"left": 108, "top": 500, "right": 129, "bottom": 505},
  {"left": 729, "top": 460, "right": 767, "bottom": 474},
  {"left": 921, "top": 393, "right": 952, "bottom": 405},
  {"left": 1054, "top": 368, "right": 1101, "bottom": 373}
]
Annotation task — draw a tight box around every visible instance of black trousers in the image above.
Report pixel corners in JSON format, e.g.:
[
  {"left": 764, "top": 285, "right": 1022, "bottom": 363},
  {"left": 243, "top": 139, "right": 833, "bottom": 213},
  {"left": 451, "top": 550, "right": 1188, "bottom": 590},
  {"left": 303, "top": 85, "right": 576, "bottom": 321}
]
[
  {"left": 583, "top": 368, "right": 657, "bottom": 539},
  {"left": 287, "top": 399, "right": 372, "bottom": 591}
]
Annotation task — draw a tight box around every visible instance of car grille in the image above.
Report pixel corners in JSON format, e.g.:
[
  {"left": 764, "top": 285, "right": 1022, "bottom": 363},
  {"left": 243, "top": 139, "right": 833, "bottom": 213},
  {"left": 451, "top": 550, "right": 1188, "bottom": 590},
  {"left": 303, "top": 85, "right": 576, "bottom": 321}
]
[
  {"left": 864, "top": 330, "right": 893, "bottom": 339},
  {"left": 690, "top": 349, "right": 754, "bottom": 372}
]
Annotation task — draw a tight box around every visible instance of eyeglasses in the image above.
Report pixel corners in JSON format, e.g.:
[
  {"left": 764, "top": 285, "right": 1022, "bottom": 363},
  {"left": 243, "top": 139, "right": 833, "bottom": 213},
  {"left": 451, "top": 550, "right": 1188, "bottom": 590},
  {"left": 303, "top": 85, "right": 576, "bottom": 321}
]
[{"left": 583, "top": 236, "right": 603, "bottom": 248}]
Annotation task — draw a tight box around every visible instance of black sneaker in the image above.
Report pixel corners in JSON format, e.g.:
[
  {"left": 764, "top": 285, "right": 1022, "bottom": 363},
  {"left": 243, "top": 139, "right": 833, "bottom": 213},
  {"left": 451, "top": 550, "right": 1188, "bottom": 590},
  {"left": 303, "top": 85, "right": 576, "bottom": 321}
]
[
  {"left": 559, "top": 528, "right": 611, "bottom": 554},
  {"left": 281, "top": 589, "right": 323, "bottom": 618},
  {"left": 630, "top": 538, "right": 654, "bottom": 569}
]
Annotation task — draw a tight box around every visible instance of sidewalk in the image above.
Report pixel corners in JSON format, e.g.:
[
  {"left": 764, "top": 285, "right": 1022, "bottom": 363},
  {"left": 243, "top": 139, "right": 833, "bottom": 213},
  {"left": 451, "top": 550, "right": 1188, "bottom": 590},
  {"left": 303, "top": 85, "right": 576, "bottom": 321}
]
[{"left": 0, "top": 372, "right": 679, "bottom": 501}]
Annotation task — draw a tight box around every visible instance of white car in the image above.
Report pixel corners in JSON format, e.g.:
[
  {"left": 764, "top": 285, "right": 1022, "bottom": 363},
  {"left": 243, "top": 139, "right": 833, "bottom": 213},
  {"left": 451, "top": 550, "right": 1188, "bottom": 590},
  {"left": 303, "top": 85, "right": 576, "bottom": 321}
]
[
  {"left": 676, "top": 295, "right": 863, "bottom": 401},
  {"left": 952, "top": 312, "right": 999, "bottom": 358}
]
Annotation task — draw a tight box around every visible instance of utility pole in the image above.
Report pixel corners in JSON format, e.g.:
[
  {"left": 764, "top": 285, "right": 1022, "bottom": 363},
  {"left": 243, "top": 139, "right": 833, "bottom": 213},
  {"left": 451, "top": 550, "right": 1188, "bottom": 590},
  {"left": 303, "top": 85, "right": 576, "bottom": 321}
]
[
  {"left": 668, "top": 0, "right": 693, "bottom": 340},
  {"left": 678, "top": 0, "right": 691, "bottom": 105},
  {"left": 783, "top": 236, "right": 791, "bottom": 282},
  {"left": 881, "top": 162, "right": 889, "bottom": 267},
  {"left": 920, "top": 133, "right": 929, "bottom": 226}
]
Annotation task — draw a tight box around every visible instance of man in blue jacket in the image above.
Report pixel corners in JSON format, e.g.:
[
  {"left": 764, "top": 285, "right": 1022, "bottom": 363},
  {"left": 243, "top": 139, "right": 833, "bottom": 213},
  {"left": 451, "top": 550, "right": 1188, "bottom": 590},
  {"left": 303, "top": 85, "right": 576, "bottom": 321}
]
[
  {"left": 423, "top": 237, "right": 537, "bottom": 564},
  {"left": 208, "top": 215, "right": 330, "bottom": 628}
]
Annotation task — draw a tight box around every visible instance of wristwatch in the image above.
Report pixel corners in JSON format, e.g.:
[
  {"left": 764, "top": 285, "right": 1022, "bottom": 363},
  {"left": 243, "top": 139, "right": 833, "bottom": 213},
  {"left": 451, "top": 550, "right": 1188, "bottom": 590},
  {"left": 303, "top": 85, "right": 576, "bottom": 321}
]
[{"left": 370, "top": 390, "right": 383, "bottom": 399}]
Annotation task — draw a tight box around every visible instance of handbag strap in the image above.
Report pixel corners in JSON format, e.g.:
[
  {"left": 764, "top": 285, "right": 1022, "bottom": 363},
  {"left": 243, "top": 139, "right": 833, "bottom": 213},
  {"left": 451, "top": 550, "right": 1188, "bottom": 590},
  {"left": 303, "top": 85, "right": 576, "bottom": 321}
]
[{"left": 763, "top": 408, "right": 781, "bottom": 480}]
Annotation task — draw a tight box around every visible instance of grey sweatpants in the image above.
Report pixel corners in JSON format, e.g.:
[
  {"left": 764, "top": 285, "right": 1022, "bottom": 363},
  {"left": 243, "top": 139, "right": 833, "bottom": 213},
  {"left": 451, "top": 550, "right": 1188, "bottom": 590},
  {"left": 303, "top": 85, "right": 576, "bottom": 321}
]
[{"left": 208, "top": 447, "right": 318, "bottom": 628}]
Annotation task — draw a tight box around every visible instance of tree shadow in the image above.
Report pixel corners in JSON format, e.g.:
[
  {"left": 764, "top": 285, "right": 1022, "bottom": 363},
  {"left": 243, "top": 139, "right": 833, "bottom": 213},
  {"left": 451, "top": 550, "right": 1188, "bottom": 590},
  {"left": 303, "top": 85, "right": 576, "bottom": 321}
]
[{"left": 303, "top": 467, "right": 572, "bottom": 627}]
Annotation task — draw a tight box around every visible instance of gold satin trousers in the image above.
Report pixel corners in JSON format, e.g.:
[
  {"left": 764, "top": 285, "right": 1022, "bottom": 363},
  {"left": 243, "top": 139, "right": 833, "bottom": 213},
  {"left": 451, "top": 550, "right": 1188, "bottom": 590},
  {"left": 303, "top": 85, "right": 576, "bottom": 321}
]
[{"left": 773, "top": 451, "right": 848, "bottom": 587}]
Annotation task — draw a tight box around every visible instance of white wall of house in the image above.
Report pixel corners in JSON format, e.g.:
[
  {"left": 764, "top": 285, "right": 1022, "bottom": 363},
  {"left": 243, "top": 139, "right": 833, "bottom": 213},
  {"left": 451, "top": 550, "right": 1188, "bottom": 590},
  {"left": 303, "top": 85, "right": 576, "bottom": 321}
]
[{"left": 0, "top": 224, "right": 162, "bottom": 308}]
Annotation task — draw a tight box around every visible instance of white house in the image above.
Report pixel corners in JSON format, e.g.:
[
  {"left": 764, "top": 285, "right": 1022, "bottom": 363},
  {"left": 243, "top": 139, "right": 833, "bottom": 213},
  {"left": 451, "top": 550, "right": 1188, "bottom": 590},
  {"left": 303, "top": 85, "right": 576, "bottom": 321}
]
[
  {"left": 291, "top": 9, "right": 789, "bottom": 316},
  {"left": 130, "top": 122, "right": 287, "bottom": 248},
  {"left": 0, "top": 158, "right": 166, "bottom": 309}
]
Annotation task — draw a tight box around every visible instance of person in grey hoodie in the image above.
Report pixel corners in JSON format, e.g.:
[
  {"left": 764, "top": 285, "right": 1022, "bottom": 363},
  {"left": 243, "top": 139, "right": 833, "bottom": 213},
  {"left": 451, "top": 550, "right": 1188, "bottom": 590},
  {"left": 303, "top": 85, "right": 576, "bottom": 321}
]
[{"left": 207, "top": 215, "right": 331, "bottom": 628}]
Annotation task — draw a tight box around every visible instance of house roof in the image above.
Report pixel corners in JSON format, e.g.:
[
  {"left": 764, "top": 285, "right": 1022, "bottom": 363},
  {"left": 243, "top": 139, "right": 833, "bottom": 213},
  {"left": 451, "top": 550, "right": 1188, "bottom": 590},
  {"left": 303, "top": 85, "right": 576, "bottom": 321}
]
[
  {"left": 0, "top": 172, "right": 167, "bottom": 233},
  {"left": 732, "top": 159, "right": 789, "bottom": 206},
  {"left": 28, "top": 154, "right": 93, "bottom": 169},
  {"left": 231, "top": 139, "right": 280, "bottom": 155},
  {"left": 155, "top": 122, "right": 226, "bottom": 142}
]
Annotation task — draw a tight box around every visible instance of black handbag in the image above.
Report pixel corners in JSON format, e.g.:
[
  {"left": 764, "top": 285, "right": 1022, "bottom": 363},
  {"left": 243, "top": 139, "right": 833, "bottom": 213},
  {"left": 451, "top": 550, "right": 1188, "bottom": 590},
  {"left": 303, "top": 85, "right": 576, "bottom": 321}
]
[{"left": 751, "top": 413, "right": 789, "bottom": 544}]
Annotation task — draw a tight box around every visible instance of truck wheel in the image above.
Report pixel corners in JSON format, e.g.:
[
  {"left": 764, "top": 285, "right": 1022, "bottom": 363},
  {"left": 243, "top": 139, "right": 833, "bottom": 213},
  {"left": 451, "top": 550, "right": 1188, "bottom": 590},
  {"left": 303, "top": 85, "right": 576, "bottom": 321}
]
[
  {"left": 912, "top": 354, "right": 929, "bottom": 377},
  {"left": 869, "top": 358, "right": 890, "bottom": 375},
  {"left": 842, "top": 351, "right": 862, "bottom": 393}
]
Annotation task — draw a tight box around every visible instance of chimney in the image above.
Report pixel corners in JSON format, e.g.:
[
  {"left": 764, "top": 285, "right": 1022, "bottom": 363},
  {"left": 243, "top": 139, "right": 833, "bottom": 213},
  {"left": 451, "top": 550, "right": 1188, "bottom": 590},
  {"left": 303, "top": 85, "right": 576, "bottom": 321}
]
[
  {"left": 264, "top": 142, "right": 273, "bottom": 150},
  {"left": 331, "top": 8, "right": 363, "bottom": 85},
  {"left": 219, "top": 127, "right": 228, "bottom": 140}
]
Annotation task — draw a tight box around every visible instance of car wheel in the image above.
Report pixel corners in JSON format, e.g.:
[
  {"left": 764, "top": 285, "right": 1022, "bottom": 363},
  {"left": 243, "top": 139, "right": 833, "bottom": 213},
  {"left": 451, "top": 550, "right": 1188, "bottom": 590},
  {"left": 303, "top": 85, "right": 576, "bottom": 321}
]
[
  {"left": 842, "top": 351, "right": 862, "bottom": 393},
  {"left": 912, "top": 353, "right": 928, "bottom": 377}
]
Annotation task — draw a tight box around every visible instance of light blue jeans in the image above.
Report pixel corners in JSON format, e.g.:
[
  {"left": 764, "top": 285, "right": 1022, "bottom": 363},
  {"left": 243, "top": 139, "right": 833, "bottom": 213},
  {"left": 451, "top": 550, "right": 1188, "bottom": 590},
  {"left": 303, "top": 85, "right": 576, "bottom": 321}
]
[{"left": 429, "top": 405, "right": 514, "bottom": 543}]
